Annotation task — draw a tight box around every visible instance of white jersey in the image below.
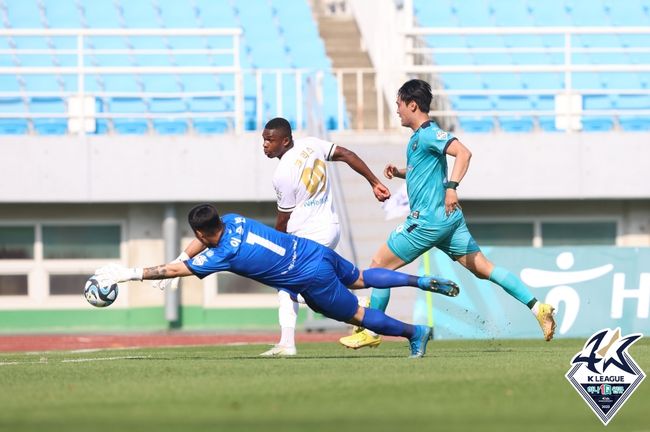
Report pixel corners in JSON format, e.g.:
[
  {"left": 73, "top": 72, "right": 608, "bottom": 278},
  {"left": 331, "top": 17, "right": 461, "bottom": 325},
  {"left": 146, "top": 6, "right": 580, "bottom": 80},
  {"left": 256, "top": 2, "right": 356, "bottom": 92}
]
[{"left": 272, "top": 136, "right": 340, "bottom": 245}]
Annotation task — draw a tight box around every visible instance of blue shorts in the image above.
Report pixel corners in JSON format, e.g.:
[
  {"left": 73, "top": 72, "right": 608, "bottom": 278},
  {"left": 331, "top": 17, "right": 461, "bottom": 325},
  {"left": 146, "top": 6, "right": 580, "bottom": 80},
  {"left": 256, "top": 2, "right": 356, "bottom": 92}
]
[
  {"left": 386, "top": 212, "right": 480, "bottom": 264},
  {"left": 297, "top": 248, "right": 360, "bottom": 322}
]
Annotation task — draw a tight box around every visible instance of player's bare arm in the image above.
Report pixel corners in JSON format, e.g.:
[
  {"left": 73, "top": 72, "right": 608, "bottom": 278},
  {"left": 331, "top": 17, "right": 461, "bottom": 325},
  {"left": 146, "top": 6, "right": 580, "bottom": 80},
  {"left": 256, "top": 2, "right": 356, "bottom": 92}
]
[
  {"left": 275, "top": 210, "right": 292, "bottom": 232},
  {"left": 384, "top": 163, "right": 406, "bottom": 179},
  {"left": 444, "top": 139, "right": 472, "bottom": 215},
  {"left": 143, "top": 262, "right": 192, "bottom": 280},
  {"left": 331, "top": 146, "right": 391, "bottom": 201},
  {"left": 183, "top": 238, "right": 207, "bottom": 259}
]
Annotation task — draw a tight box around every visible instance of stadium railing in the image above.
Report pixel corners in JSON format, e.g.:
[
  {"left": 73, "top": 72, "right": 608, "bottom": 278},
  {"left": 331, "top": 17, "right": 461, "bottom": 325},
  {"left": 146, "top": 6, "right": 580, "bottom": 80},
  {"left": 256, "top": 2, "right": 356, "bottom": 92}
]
[
  {"left": 0, "top": 28, "right": 358, "bottom": 135},
  {"left": 402, "top": 26, "right": 650, "bottom": 132}
]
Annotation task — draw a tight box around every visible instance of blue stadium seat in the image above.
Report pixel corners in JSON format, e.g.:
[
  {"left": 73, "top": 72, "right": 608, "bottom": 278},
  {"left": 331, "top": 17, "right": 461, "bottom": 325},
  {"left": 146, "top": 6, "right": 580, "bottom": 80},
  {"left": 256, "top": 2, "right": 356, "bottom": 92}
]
[
  {"left": 458, "top": 117, "right": 494, "bottom": 132},
  {"left": 432, "top": 52, "right": 474, "bottom": 66},
  {"left": 41, "top": 0, "right": 81, "bottom": 27},
  {"left": 496, "top": 95, "right": 533, "bottom": 111},
  {"left": 619, "top": 116, "right": 650, "bottom": 131},
  {"left": 603, "top": 73, "right": 643, "bottom": 90},
  {"left": 483, "top": 73, "right": 524, "bottom": 90},
  {"left": 108, "top": 97, "right": 149, "bottom": 134},
  {"left": 150, "top": 98, "right": 188, "bottom": 135},
  {"left": 605, "top": 0, "right": 650, "bottom": 26},
  {"left": 523, "top": 73, "right": 564, "bottom": 90},
  {"left": 120, "top": 1, "right": 160, "bottom": 28},
  {"left": 0, "top": 75, "right": 21, "bottom": 92},
  {"left": 452, "top": 2, "right": 494, "bottom": 26},
  {"left": 30, "top": 97, "right": 67, "bottom": 135},
  {"left": 193, "top": 118, "right": 230, "bottom": 134},
  {"left": 414, "top": 0, "right": 456, "bottom": 26},
  {"left": 527, "top": 0, "right": 573, "bottom": 26},
  {"left": 490, "top": 0, "right": 535, "bottom": 26},
  {"left": 615, "top": 94, "right": 650, "bottom": 109},
  {"left": 583, "top": 95, "right": 614, "bottom": 110},
  {"left": 0, "top": 98, "right": 28, "bottom": 134},
  {"left": 565, "top": 0, "right": 609, "bottom": 26},
  {"left": 189, "top": 96, "right": 231, "bottom": 134},
  {"left": 441, "top": 73, "right": 485, "bottom": 90},
  {"left": 539, "top": 117, "right": 560, "bottom": 132},
  {"left": 5, "top": 0, "right": 42, "bottom": 27},
  {"left": 194, "top": 0, "right": 237, "bottom": 27},
  {"left": 582, "top": 117, "right": 614, "bottom": 131},
  {"left": 499, "top": 116, "right": 534, "bottom": 132},
  {"left": 451, "top": 95, "right": 493, "bottom": 111},
  {"left": 22, "top": 75, "right": 62, "bottom": 92},
  {"left": 78, "top": 0, "right": 122, "bottom": 28},
  {"left": 156, "top": 0, "right": 198, "bottom": 28},
  {"left": 533, "top": 95, "right": 555, "bottom": 111},
  {"left": 572, "top": 73, "right": 604, "bottom": 90}
]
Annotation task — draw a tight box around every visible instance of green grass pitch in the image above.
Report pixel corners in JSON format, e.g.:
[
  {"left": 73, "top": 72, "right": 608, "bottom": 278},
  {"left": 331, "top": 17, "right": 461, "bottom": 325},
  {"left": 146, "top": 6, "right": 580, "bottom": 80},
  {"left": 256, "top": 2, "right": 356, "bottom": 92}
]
[{"left": 1, "top": 339, "right": 648, "bottom": 432}]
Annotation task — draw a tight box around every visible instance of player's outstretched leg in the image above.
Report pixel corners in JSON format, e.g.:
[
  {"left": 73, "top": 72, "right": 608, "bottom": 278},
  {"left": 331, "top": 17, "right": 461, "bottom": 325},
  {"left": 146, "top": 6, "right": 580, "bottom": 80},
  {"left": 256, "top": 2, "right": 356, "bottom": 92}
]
[
  {"left": 360, "top": 268, "right": 460, "bottom": 297},
  {"left": 260, "top": 290, "right": 298, "bottom": 356},
  {"left": 340, "top": 268, "right": 459, "bottom": 349},
  {"left": 343, "top": 306, "right": 432, "bottom": 358}
]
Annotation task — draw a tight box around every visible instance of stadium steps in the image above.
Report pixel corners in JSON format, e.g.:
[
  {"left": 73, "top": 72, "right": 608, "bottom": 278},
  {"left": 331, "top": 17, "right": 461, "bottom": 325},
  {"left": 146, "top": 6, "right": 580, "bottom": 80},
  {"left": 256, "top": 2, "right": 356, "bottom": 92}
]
[{"left": 313, "top": 13, "right": 390, "bottom": 130}]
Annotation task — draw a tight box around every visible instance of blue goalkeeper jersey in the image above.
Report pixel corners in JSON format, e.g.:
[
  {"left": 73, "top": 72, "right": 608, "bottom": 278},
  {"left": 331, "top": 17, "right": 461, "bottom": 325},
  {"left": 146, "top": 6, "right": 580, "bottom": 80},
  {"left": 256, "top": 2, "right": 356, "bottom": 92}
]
[
  {"left": 405, "top": 120, "right": 461, "bottom": 224},
  {"left": 184, "top": 214, "right": 325, "bottom": 292}
]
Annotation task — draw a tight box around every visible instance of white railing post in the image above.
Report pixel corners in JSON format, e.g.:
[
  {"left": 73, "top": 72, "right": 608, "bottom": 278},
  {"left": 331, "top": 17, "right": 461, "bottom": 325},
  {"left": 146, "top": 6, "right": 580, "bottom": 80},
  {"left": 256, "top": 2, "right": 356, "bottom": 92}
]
[
  {"left": 233, "top": 32, "right": 243, "bottom": 134},
  {"left": 276, "top": 70, "right": 283, "bottom": 118},
  {"left": 296, "top": 70, "right": 303, "bottom": 130},
  {"left": 77, "top": 33, "right": 85, "bottom": 137},
  {"left": 256, "top": 70, "right": 263, "bottom": 129},
  {"left": 356, "top": 70, "right": 363, "bottom": 130},
  {"left": 564, "top": 30, "right": 573, "bottom": 133},
  {"left": 337, "top": 69, "right": 344, "bottom": 131},
  {"left": 376, "top": 72, "right": 384, "bottom": 131}
]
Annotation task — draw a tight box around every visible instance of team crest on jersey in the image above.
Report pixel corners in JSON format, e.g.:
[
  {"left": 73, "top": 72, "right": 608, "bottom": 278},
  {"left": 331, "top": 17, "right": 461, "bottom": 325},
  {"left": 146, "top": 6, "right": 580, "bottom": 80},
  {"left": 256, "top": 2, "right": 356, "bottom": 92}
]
[
  {"left": 436, "top": 130, "right": 448, "bottom": 140},
  {"left": 411, "top": 138, "right": 418, "bottom": 150},
  {"left": 565, "top": 328, "right": 645, "bottom": 425},
  {"left": 192, "top": 254, "right": 208, "bottom": 266}
]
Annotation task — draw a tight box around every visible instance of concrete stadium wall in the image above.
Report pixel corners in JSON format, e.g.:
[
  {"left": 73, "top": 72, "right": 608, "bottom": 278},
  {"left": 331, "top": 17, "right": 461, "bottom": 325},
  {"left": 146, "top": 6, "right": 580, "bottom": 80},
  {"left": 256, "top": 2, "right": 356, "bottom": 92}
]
[
  {"left": 2, "top": 131, "right": 649, "bottom": 203},
  {"left": 0, "top": 133, "right": 277, "bottom": 203},
  {"left": 330, "top": 130, "right": 650, "bottom": 200}
]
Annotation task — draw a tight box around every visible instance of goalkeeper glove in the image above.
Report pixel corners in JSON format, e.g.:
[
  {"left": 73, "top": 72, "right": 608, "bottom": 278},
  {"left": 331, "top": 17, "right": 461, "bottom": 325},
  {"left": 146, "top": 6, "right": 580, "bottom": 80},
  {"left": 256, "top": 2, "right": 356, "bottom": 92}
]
[{"left": 95, "top": 264, "right": 143, "bottom": 283}]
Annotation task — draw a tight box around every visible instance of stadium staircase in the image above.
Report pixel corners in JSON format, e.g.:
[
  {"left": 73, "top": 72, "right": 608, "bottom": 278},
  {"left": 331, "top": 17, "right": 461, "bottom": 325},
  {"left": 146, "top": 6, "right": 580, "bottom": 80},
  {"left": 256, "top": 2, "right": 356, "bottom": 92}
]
[{"left": 312, "top": 1, "right": 390, "bottom": 130}]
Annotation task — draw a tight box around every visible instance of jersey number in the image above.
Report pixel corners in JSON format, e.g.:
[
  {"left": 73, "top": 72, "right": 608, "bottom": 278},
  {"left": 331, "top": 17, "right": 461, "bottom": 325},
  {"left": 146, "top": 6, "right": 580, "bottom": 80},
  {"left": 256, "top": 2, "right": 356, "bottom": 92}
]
[
  {"left": 245, "top": 232, "right": 286, "bottom": 256},
  {"left": 300, "top": 159, "right": 327, "bottom": 195}
]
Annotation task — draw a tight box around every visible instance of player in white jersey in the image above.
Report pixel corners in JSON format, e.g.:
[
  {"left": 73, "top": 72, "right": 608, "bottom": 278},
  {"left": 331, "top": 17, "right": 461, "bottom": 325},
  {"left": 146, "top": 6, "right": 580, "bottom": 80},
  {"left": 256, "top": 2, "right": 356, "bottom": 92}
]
[{"left": 260, "top": 117, "right": 391, "bottom": 356}]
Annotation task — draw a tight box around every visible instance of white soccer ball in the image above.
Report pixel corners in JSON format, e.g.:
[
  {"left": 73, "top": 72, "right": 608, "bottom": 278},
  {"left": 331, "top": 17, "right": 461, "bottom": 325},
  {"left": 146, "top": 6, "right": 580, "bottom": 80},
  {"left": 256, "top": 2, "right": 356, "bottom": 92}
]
[{"left": 84, "top": 275, "right": 119, "bottom": 308}]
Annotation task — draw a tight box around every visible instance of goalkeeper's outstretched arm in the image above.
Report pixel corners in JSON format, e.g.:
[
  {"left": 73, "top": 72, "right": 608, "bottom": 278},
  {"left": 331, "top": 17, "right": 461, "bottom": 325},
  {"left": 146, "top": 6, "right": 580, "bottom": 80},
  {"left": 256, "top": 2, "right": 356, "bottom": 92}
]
[
  {"left": 142, "top": 262, "right": 193, "bottom": 280},
  {"left": 95, "top": 262, "right": 192, "bottom": 283}
]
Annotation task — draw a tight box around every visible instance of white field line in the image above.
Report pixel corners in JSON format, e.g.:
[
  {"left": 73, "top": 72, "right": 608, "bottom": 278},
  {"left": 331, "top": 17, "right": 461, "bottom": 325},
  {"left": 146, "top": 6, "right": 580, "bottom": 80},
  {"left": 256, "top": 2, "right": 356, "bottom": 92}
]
[
  {"left": 0, "top": 355, "right": 150, "bottom": 366},
  {"left": 61, "top": 355, "right": 151, "bottom": 363}
]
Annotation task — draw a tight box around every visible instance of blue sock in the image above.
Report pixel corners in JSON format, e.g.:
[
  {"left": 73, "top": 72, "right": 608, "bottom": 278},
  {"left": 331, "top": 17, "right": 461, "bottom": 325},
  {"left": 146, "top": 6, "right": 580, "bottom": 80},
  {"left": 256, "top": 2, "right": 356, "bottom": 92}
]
[
  {"left": 360, "top": 308, "right": 414, "bottom": 339},
  {"left": 488, "top": 266, "right": 536, "bottom": 307},
  {"left": 362, "top": 268, "right": 419, "bottom": 288}
]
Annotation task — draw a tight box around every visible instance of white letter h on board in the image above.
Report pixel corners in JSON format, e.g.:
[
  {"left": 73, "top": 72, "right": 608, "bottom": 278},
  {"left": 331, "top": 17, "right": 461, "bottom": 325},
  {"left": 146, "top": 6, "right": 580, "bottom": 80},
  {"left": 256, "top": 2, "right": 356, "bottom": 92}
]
[{"left": 611, "top": 273, "right": 650, "bottom": 319}]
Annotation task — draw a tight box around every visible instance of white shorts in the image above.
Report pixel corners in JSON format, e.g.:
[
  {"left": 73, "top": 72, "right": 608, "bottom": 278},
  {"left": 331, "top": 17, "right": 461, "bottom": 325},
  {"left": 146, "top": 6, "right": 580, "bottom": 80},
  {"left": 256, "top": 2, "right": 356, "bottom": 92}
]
[{"left": 291, "top": 222, "right": 340, "bottom": 249}]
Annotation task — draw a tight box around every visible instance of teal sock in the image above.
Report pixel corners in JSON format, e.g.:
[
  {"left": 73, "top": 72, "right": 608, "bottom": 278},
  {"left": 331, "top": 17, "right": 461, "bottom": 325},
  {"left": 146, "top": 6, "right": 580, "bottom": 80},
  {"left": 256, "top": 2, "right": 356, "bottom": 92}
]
[
  {"left": 369, "top": 288, "right": 391, "bottom": 312},
  {"left": 488, "top": 266, "right": 536, "bottom": 307}
]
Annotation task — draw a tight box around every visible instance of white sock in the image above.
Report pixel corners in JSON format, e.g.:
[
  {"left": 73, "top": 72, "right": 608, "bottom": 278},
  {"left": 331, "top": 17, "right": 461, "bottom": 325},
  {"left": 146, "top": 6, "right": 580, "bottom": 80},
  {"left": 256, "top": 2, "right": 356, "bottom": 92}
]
[
  {"left": 530, "top": 301, "right": 540, "bottom": 315},
  {"left": 277, "top": 290, "right": 298, "bottom": 347}
]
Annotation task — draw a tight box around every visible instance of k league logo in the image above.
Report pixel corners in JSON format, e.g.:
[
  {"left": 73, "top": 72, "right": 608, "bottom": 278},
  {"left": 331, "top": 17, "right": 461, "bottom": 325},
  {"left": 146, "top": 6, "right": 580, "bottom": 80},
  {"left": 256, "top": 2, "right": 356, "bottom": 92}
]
[{"left": 566, "top": 328, "right": 645, "bottom": 425}]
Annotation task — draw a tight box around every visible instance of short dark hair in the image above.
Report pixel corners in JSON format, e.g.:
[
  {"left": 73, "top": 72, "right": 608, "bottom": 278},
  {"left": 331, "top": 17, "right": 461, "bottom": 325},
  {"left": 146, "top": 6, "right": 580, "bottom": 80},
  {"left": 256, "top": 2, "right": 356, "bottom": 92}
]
[
  {"left": 264, "top": 117, "right": 292, "bottom": 139},
  {"left": 188, "top": 203, "right": 223, "bottom": 234},
  {"left": 397, "top": 79, "right": 432, "bottom": 113}
]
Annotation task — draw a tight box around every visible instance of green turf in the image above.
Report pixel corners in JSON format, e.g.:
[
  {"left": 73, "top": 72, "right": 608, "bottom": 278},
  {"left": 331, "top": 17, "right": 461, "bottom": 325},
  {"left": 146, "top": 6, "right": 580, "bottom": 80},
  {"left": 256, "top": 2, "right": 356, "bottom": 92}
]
[{"left": 0, "top": 339, "right": 648, "bottom": 432}]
